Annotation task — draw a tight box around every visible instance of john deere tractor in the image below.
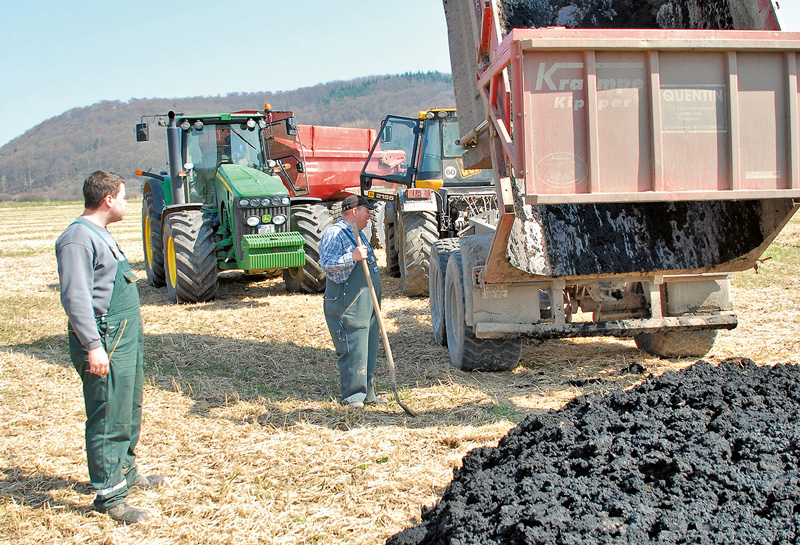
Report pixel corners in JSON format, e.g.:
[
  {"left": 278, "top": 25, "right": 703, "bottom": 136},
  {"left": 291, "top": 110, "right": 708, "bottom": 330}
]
[{"left": 135, "top": 109, "right": 306, "bottom": 303}]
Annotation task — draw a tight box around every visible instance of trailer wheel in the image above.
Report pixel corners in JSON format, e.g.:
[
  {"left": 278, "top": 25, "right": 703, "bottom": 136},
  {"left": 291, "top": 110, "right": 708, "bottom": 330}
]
[
  {"left": 283, "top": 203, "right": 333, "bottom": 294},
  {"left": 141, "top": 191, "right": 165, "bottom": 287},
  {"left": 634, "top": 329, "right": 718, "bottom": 358},
  {"left": 397, "top": 210, "right": 438, "bottom": 296},
  {"left": 430, "top": 238, "right": 460, "bottom": 346},
  {"left": 444, "top": 251, "right": 522, "bottom": 371},
  {"left": 163, "top": 210, "right": 218, "bottom": 304},
  {"left": 385, "top": 217, "right": 400, "bottom": 278}
]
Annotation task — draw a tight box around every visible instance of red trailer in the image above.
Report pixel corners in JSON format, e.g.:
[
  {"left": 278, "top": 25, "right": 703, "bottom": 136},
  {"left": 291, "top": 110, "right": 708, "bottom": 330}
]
[
  {"left": 260, "top": 109, "right": 384, "bottom": 293},
  {"left": 433, "top": 0, "right": 800, "bottom": 370},
  {"left": 264, "top": 109, "right": 378, "bottom": 201}
]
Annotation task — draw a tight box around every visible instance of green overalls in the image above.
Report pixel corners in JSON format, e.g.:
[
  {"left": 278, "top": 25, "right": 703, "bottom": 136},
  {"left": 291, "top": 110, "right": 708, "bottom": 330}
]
[
  {"left": 323, "top": 230, "right": 382, "bottom": 405},
  {"left": 68, "top": 220, "right": 144, "bottom": 511}
]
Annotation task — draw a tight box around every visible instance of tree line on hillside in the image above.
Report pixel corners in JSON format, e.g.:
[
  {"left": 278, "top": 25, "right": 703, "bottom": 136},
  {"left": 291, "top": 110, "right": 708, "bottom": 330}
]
[{"left": 0, "top": 72, "right": 454, "bottom": 201}]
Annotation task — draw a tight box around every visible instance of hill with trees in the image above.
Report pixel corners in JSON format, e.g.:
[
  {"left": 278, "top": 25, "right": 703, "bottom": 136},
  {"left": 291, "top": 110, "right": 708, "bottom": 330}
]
[{"left": 0, "top": 72, "right": 454, "bottom": 201}]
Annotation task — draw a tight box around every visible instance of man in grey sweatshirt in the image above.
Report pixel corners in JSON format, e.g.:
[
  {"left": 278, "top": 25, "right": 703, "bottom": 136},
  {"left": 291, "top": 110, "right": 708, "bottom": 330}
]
[{"left": 56, "top": 171, "right": 163, "bottom": 524}]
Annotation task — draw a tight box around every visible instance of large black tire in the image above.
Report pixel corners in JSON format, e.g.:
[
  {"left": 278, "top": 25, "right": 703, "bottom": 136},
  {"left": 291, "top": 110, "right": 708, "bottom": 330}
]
[
  {"left": 163, "top": 210, "right": 218, "bottom": 304},
  {"left": 397, "top": 210, "right": 438, "bottom": 297},
  {"left": 429, "top": 238, "right": 460, "bottom": 346},
  {"left": 141, "top": 191, "right": 165, "bottom": 287},
  {"left": 635, "top": 329, "right": 718, "bottom": 358},
  {"left": 283, "top": 203, "right": 333, "bottom": 294},
  {"left": 369, "top": 201, "right": 386, "bottom": 249},
  {"left": 444, "top": 251, "right": 522, "bottom": 371},
  {"left": 385, "top": 219, "right": 401, "bottom": 278}
]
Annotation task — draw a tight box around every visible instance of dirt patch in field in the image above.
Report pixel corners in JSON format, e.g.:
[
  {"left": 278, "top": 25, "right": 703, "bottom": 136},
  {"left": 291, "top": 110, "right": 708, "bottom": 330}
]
[{"left": 389, "top": 358, "right": 800, "bottom": 544}]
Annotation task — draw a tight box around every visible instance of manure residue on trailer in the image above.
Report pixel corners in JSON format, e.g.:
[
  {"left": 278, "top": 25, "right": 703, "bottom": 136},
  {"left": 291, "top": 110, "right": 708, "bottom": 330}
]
[
  {"left": 498, "top": 0, "right": 736, "bottom": 31},
  {"left": 388, "top": 358, "right": 800, "bottom": 544}
]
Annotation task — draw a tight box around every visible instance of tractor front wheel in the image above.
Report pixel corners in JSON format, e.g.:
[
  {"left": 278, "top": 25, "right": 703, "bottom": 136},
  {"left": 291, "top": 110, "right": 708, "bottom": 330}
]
[
  {"left": 283, "top": 204, "right": 333, "bottom": 294},
  {"left": 398, "top": 210, "right": 438, "bottom": 297},
  {"left": 385, "top": 215, "right": 400, "bottom": 278},
  {"left": 162, "top": 210, "right": 218, "bottom": 304}
]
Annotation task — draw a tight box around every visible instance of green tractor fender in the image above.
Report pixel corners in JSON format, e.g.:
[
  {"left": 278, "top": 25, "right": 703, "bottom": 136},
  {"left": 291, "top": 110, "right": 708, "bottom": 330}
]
[{"left": 142, "top": 178, "right": 167, "bottom": 212}]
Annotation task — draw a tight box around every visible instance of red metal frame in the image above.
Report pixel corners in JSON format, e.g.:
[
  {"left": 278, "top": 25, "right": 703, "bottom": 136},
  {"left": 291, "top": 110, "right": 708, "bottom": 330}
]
[{"left": 473, "top": 0, "right": 799, "bottom": 283}]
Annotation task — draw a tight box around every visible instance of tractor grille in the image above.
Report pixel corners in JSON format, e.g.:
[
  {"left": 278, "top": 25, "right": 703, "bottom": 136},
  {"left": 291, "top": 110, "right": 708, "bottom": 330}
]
[
  {"left": 235, "top": 205, "right": 292, "bottom": 235},
  {"left": 234, "top": 204, "right": 292, "bottom": 262}
]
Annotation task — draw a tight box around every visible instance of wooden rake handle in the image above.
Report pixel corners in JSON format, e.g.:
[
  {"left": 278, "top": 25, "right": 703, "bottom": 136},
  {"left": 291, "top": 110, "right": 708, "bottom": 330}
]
[{"left": 349, "top": 221, "right": 416, "bottom": 416}]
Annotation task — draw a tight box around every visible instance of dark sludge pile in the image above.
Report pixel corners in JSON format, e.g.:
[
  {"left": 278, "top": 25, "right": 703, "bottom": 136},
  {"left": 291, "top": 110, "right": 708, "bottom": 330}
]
[
  {"left": 389, "top": 359, "right": 800, "bottom": 544},
  {"left": 498, "top": 0, "right": 736, "bottom": 32}
]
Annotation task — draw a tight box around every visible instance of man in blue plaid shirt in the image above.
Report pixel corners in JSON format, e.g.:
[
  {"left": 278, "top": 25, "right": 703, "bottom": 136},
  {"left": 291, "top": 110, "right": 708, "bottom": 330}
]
[{"left": 320, "top": 195, "right": 386, "bottom": 408}]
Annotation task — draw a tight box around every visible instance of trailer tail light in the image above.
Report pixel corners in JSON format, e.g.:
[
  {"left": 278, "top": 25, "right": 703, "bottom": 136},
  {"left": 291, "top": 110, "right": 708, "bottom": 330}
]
[{"left": 406, "top": 188, "right": 431, "bottom": 200}]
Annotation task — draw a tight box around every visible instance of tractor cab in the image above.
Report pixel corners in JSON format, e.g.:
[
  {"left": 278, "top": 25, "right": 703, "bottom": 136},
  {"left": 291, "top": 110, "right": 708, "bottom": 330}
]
[{"left": 360, "top": 108, "right": 494, "bottom": 200}]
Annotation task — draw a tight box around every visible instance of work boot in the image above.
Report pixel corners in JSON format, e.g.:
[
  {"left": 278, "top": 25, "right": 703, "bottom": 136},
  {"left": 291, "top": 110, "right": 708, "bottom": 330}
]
[
  {"left": 366, "top": 397, "right": 389, "bottom": 405},
  {"left": 342, "top": 401, "right": 365, "bottom": 409},
  {"left": 104, "top": 502, "right": 149, "bottom": 524},
  {"left": 131, "top": 474, "right": 166, "bottom": 490}
]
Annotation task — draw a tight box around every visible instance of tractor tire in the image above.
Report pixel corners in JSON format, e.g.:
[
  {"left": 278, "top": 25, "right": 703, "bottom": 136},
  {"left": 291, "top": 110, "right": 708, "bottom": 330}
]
[
  {"left": 634, "top": 329, "right": 718, "bottom": 358},
  {"left": 163, "top": 210, "right": 218, "bottom": 304},
  {"left": 141, "top": 191, "right": 165, "bottom": 287},
  {"left": 429, "top": 238, "right": 460, "bottom": 346},
  {"left": 397, "top": 210, "right": 438, "bottom": 296},
  {"left": 369, "top": 201, "right": 386, "bottom": 249},
  {"left": 283, "top": 203, "right": 333, "bottom": 294},
  {"left": 444, "top": 251, "right": 522, "bottom": 371},
  {"left": 385, "top": 218, "right": 401, "bottom": 278}
]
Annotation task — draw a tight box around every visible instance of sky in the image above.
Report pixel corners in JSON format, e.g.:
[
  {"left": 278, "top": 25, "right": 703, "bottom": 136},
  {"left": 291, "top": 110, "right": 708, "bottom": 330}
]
[{"left": 1, "top": 0, "right": 799, "bottom": 148}]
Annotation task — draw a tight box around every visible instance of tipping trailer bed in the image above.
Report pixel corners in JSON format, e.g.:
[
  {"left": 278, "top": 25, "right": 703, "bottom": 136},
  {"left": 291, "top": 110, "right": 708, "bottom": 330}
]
[
  {"left": 264, "top": 110, "right": 378, "bottom": 202},
  {"left": 433, "top": 0, "right": 800, "bottom": 369},
  {"left": 445, "top": 0, "right": 800, "bottom": 280}
]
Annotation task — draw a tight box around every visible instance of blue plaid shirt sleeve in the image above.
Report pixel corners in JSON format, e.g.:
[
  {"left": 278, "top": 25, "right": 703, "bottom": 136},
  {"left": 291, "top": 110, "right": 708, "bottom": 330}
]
[{"left": 320, "top": 220, "right": 357, "bottom": 284}]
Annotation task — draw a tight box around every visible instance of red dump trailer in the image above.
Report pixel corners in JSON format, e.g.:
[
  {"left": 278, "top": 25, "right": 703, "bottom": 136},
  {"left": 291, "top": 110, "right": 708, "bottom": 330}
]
[
  {"left": 433, "top": 0, "right": 800, "bottom": 370},
  {"left": 265, "top": 110, "right": 378, "bottom": 202},
  {"left": 259, "top": 109, "right": 381, "bottom": 293}
]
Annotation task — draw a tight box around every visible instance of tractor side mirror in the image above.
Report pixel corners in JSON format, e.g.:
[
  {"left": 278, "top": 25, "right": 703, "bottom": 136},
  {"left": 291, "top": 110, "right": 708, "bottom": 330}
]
[
  {"left": 135, "top": 123, "right": 149, "bottom": 142},
  {"left": 285, "top": 116, "right": 298, "bottom": 136}
]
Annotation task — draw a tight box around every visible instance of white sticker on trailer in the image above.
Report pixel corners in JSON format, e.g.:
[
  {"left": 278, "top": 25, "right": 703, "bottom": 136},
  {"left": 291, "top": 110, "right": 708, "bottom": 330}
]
[{"left": 481, "top": 285, "right": 509, "bottom": 299}]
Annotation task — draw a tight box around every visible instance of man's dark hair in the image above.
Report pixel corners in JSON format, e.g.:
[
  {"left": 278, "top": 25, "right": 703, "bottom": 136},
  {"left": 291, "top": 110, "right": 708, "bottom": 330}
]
[{"left": 83, "top": 171, "right": 126, "bottom": 209}]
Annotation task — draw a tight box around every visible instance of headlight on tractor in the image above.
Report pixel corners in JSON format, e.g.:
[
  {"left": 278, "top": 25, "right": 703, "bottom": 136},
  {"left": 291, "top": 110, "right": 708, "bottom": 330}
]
[
  {"left": 280, "top": 197, "right": 290, "bottom": 205},
  {"left": 239, "top": 198, "right": 250, "bottom": 207},
  {"left": 245, "top": 216, "right": 260, "bottom": 227},
  {"left": 273, "top": 214, "right": 287, "bottom": 226}
]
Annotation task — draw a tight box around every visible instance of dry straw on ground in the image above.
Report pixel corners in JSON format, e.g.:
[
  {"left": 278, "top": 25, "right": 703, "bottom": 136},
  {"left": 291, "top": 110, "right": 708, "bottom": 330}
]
[{"left": 1, "top": 202, "right": 797, "bottom": 544}]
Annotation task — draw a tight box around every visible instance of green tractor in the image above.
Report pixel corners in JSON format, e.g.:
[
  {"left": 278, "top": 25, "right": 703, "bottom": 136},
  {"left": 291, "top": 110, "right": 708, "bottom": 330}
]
[{"left": 135, "top": 109, "right": 305, "bottom": 303}]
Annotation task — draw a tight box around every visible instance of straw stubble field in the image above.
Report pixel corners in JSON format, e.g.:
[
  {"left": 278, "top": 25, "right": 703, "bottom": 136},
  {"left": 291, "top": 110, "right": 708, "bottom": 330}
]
[{"left": 0, "top": 201, "right": 798, "bottom": 544}]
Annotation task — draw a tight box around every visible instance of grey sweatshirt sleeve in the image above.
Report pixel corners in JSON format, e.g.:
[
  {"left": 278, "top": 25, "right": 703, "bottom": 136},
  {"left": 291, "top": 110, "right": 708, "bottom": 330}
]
[{"left": 55, "top": 223, "right": 119, "bottom": 350}]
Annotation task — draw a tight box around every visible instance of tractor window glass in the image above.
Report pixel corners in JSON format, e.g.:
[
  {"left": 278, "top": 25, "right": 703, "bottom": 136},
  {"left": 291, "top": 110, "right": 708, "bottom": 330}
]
[
  {"left": 186, "top": 128, "right": 219, "bottom": 170},
  {"left": 230, "top": 125, "right": 263, "bottom": 168},
  {"left": 362, "top": 117, "right": 417, "bottom": 183},
  {"left": 185, "top": 125, "right": 234, "bottom": 168},
  {"left": 442, "top": 122, "right": 465, "bottom": 159},
  {"left": 418, "top": 121, "right": 442, "bottom": 178}
]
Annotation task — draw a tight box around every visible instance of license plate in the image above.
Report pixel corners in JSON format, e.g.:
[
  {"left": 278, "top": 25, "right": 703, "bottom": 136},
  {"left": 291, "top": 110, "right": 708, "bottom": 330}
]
[{"left": 258, "top": 224, "right": 276, "bottom": 234}]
